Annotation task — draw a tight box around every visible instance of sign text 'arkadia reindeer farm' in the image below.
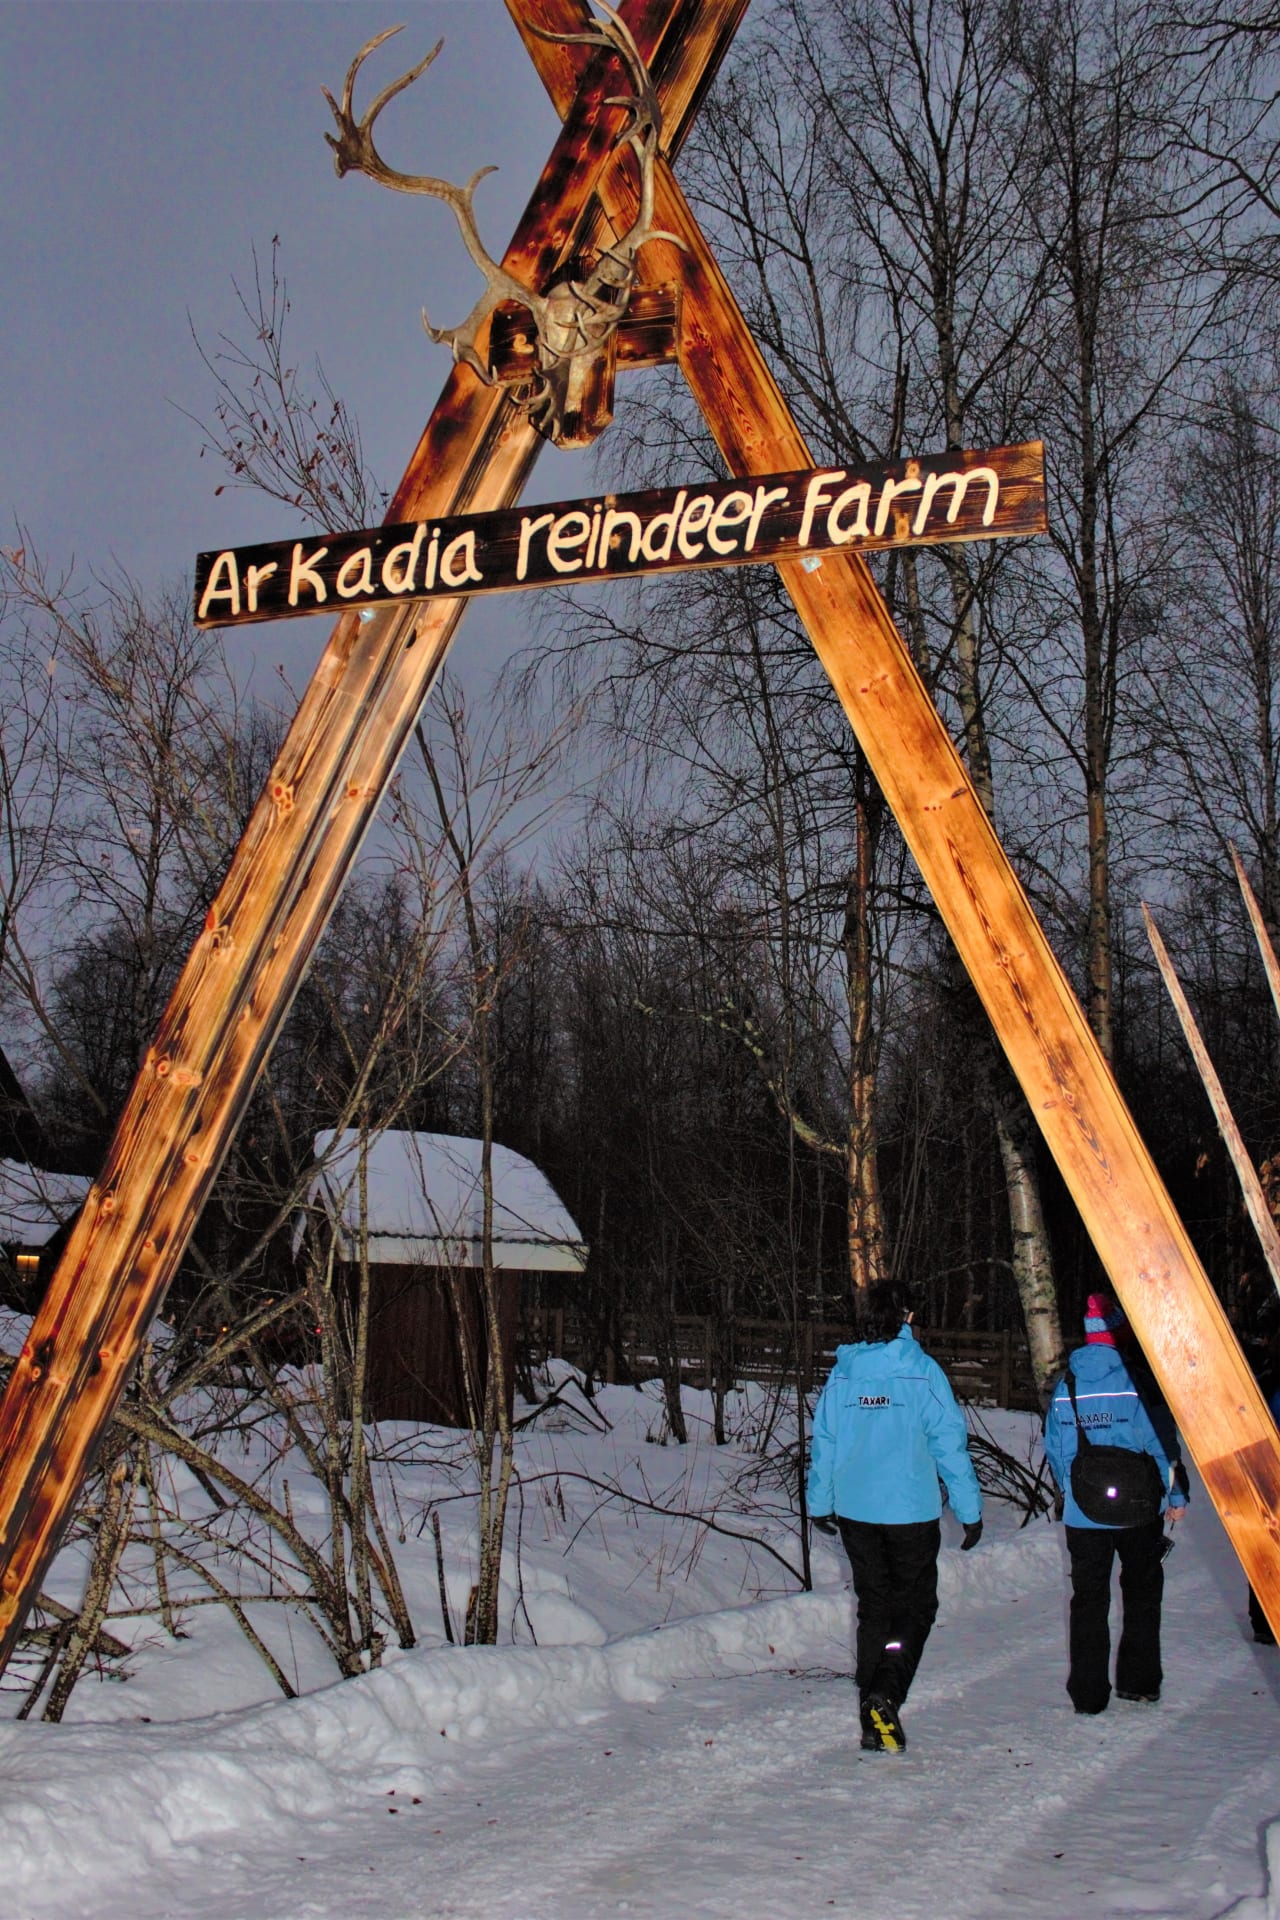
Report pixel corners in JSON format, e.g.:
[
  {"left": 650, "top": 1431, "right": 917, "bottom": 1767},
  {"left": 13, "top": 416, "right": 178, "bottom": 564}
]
[{"left": 194, "top": 441, "right": 1046, "bottom": 629}]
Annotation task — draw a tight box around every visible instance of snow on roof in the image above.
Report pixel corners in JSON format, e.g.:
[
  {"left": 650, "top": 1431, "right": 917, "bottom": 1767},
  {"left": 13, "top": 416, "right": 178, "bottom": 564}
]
[
  {"left": 0, "top": 1158, "right": 91, "bottom": 1248},
  {"left": 308, "top": 1130, "right": 587, "bottom": 1272}
]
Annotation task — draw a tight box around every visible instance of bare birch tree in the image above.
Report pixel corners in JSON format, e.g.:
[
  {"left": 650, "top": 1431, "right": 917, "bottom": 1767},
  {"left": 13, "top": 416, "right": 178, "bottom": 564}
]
[{"left": 679, "top": 0, "right": 1068, "bottom": 1386}]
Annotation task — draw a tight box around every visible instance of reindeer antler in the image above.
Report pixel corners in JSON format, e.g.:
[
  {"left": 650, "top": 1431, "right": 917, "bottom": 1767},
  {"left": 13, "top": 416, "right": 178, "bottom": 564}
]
[
  {"left": 322, "top": 26, "right": 444, "bottom": 181},
  {"left": 528, "top": 4, "right": 660, "bottom": 146},
  {"left": 323, "top": 27, "right": 547, "bottom": 380},
  {"left": 323, "top": 12, "right": 680, "bottom": 438}
]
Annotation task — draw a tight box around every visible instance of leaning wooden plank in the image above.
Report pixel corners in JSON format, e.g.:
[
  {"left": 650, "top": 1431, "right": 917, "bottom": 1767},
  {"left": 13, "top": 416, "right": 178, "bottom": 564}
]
[
  {"left": 1233, "top": 847, "right": 1280, "bottom": 1034},
  {"left": 0, "top": 0, "right": 748, "bottom": 1674},
  {"left": 513, "top": 0, "right": 1280, "bottom": 1631},
  {"left": 1142, "top": 902, "right": 1280, "bottom": 1301}
]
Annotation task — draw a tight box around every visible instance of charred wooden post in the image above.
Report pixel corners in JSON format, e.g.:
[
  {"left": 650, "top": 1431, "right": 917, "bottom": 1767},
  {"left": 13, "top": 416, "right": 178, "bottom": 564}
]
[
  {"left": 0, "top": 0, "right": 748, "bottom": 1676},
  {"left": 513, "top": 0, "right": 1280, "bottom": 1636}
]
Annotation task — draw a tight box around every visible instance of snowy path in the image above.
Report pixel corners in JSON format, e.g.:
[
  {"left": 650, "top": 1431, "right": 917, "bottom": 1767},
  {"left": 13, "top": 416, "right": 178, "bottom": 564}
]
[{"left": 7, "top": 1478, "right": 1280, "bottom": 1920}]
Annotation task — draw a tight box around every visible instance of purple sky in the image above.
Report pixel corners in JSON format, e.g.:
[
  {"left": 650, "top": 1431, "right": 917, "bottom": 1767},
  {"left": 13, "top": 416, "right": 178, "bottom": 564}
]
[{"left": 2, "top": 1, "right": 606, "bottom": 692}]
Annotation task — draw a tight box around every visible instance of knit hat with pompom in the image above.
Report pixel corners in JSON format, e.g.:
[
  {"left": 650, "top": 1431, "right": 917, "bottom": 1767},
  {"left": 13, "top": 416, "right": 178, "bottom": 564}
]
[{"left": 1084, "top": 1291, "right": 1129, "bottom": 1346}]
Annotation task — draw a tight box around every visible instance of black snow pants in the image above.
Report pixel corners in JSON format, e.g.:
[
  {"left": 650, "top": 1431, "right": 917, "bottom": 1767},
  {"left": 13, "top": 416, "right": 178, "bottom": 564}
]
[
  {"left": 837, "top": 1517, "right": 941, "bottom": 1707},
  {"left": 1248, "top": 1583, "right": 1276, "bottom": 1643},
  {"left": 1065, "top": 1519, "right": 1165, "bottom": 1712}
]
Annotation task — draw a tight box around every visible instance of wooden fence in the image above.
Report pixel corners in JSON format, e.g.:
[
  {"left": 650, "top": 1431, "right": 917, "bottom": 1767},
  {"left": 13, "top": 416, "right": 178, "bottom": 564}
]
[{"left": 518, "top": 1309, "right": 1039, "bottom": 1411}]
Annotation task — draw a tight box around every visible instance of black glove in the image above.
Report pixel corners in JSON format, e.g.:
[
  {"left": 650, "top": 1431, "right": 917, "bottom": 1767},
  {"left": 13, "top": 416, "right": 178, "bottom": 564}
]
[
  {"left": 811, "top": 1514, "right": 839, "bottom": 1537},
  {"left": 961, "top": 1519, "right": 983, "bottom": 1551}
]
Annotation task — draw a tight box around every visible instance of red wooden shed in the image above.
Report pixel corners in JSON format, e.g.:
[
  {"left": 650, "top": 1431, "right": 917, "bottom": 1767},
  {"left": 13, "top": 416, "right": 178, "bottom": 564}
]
[{"left": 308, "top": 1129, "right": 586, "bottom": 1427}]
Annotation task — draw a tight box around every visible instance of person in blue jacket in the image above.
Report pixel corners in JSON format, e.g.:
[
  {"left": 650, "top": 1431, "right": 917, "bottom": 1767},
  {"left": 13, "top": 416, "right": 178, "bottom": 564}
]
[
  {"left": 1042, "top": 1291, "right": 1188, "bottom": 1714},
  {"left": 806, "top": 1281, "right": 983, "bottom": 1753}
]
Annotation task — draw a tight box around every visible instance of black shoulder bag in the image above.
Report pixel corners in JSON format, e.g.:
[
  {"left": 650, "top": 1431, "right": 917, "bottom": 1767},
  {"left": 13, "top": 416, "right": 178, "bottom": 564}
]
[{"left": 1064, "top": 1367, "right": 1165, "bottom": 1527}]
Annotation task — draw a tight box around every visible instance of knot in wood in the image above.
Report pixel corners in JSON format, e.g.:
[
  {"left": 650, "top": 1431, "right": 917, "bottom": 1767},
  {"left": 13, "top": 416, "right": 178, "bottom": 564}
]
[
  {"left": 204, "top": 910, "right": 233, "bottom": 953},
  {"left": 272, "top": 781, "right": 295, "bottom": 814}
]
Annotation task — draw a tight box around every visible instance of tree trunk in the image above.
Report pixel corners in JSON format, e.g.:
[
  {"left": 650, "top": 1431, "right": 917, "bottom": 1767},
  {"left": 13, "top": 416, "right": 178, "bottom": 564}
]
[
  {"left": 844, "top": 780, "right": 887, "bottom": 1292},
  {"left": 993, "top": 1098, "right": 1065, "bottom": 1399},
  {"left": 1076, "top": 343, "right": 1115, "bottom": 1063}
]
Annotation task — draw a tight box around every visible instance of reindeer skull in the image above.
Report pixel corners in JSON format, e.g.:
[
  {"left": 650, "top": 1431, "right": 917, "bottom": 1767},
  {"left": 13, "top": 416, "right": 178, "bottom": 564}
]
[{"left": 324, "top": 6, "right": 676, "bottom": 448}]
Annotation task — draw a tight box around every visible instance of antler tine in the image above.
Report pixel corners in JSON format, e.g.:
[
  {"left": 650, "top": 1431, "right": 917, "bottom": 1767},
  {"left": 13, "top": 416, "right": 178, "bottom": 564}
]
[
  {"left": 595, "top": 3, "right": 663, "bottom": 147},
  {"left": 324, "top": 26, "right": 405, "bottom": 135},
  {"left": 566, "top": 4, "right": 676, "bottom": 295},
  {"left": 322, "top": 30, "right": 444, "bottom": 179},
  {"left": 524, "top": 19, "right": 614, "bottom": 50},
  {"left": 526, "top": 5, "right": 662, "bottom": 147},
  {"left": 361, "top": 35, "right": 445, "bottom": 135},
  {"left": 419, "top": 164, "right": 514, "bottom": 378},
  {"left": 422, "top": 290, "right": 517, "bottom": 383}
]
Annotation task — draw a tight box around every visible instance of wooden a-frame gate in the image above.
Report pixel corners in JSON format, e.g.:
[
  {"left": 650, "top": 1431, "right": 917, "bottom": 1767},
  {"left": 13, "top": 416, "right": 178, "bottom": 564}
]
[{"left": 1, "top": 0, "right": 1278, "bottom": 1669}]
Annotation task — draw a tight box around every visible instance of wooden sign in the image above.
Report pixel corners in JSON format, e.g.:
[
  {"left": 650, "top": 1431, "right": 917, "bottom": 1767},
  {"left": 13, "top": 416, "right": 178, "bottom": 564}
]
[{"left": 194, "top": 442, "right": 1046, "bottom": 628}]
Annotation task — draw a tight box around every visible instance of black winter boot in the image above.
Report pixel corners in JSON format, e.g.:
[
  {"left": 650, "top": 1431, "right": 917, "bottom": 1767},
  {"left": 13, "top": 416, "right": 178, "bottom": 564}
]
[
  {"left": 859, "top": 1697, "right": 883, "bottom": 1751},
  {"left": 865, "top": 1693, "right": 906, "bottom": 1752}
]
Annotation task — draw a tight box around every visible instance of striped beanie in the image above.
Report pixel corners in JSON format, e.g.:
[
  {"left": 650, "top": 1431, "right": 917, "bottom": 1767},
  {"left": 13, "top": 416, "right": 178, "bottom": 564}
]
[{"left": 1084, "top": 1291, "right": 1129, "bottom": 1346}]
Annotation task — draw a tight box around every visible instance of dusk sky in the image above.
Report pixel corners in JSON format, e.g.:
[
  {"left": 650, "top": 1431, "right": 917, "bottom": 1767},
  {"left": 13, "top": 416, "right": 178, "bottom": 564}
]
[{"left": 2, "top": 1, "right": 620, "bottom": 697}]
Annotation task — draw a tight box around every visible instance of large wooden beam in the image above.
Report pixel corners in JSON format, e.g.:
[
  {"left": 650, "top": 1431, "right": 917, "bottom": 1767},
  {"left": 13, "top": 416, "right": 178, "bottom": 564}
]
[
  {"left": 0, "top": 0, "right": 749, "bottom": 1672},
  {"left": 516, "top": 0, "right": 1280, "bottom": 1629}
]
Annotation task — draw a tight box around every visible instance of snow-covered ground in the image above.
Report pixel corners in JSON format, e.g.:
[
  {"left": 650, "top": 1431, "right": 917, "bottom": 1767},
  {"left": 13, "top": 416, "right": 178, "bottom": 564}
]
[{"left": 3, "top": 1363, "right": 1280, "bottom": 1919}]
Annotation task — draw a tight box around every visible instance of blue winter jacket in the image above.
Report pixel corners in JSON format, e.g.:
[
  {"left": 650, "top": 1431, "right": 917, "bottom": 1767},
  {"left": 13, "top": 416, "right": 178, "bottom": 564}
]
[
  {"left": 1042, "top": 1341, "right": 1189, "bottom": 1530},
  {"left": 806, "top": 1326, "right": 982, "bottom": 1526}
]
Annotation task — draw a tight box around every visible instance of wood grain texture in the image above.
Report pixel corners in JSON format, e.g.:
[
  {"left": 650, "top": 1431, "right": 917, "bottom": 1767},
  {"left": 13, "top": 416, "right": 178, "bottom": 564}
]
[
  {"left": 517, "top": 0, "right": 1280, "bottom": 1628},
  {"left": 0, "top": 0, "right": 750, "bottom": 1671}
]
